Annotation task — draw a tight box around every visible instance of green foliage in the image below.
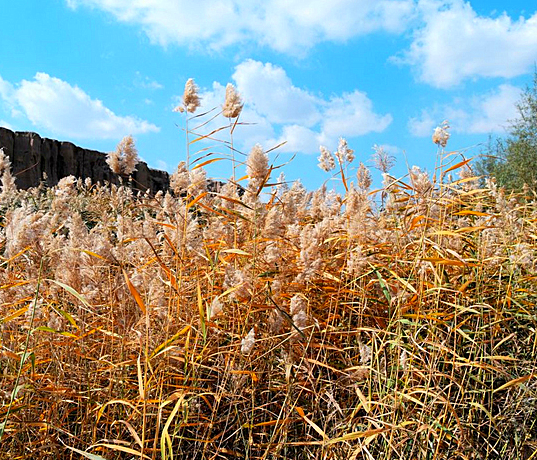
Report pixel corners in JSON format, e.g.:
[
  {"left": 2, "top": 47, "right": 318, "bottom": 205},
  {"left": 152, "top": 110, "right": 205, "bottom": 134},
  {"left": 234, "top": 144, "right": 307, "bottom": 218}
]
[{"left": 477, "top": 71, "right": 537, "bottom": 191}]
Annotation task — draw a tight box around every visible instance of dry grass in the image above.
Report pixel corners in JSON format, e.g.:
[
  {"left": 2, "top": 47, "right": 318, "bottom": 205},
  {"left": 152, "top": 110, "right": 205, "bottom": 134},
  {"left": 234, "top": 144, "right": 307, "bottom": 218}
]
[{"left": 0, "top": 106, "right": 536, "bottom": 460}]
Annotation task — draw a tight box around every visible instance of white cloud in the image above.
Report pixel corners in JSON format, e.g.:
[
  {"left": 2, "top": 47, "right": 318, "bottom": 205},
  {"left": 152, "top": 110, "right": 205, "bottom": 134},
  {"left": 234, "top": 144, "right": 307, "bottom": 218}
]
[
  {"left": 466, "top": 84, "right": 521, "bottom": 133},
  {"left": 155, "top": 159, "right": 169, "bottom": 171},
  {"left": 0, "top": 76, "right": 14, "bottom": 101},
  {"left": 233, "top": 61, "right": 320, "bottom": 126},
  {"left": 408, "top": 84, "right": 521, "bottom": 136},
  {"left": 66, "top": 0, "right": 415, "bottom": 54},
  {"left": 192, "top": 60, "right": 392, "bottom": 155},
  {"left": 321, "top": 91, "right": 393, "bottom": 139},
  {"left": 197, "top": 81, "right": 276, "bottom": 149},
  {"left": 277, "top": 125, "right": 322, "bottom": 153},
  {"left": 0, "top": 76, "right": 19, "bottom": 117},
  {"left": 377, "top": 143, "right": 401, "bottom": 155},
  {"left": 0, "top": 72, "right": 159, "bottom": 140},
  {"left": 396, "top": 0, "right": 537, "bottom": 88},
  {"left": 408, "top": 110, "right": 435, "bottom": 136}
]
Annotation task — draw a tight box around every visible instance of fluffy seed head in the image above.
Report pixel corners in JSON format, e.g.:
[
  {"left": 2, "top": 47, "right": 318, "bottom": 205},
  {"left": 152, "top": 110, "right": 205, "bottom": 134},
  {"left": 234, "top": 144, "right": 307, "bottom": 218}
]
[
  {"left": 371, "top": 144, "right": 395, "bottom": 173},
  {"left": 222, "top": 83, "right": 243, "bottom": 118},
  {"left": 432, "top": 120, "right": 450, "bottom": 148},
  {"left": 175, "top": 78, "right": 201, "bottom": 114},
  {"left": 247, "top": 144, "right": 269, "bottom": 190},
  {"left": 170, "top": 161, "right": 189, "bottom": 195},
  {"left": 356, "top": 162, "right": 372, "bottom": 191},
  {"left": 107, "top": 135, "right": 139, "bottom": 175},
  {"left": 0, "top": 147, "right": 17, "bottom": 199},
  {"left": 318, "top": 146, "right": 335, "bottom": 172},
  {"left": 409, "top": 165, "right": 432, "bottom": 194},
  {"left": 335, "top": 138, "right": 354, "bottom": 164},
  {"left": 241, "top": 328, "right": 255, "bottom": 355},
  {"left": 0, "top": 147, "right": 11, "bottom": 172}
]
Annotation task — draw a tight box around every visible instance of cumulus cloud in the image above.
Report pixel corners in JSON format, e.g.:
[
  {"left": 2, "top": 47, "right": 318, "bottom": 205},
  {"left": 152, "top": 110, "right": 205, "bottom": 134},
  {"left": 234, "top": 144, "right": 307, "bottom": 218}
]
[
  {"left": 233, "top": 61, "right": 320, "bottom": 126},
  {"left": 66, "top": 0, "right": 415, "bottom": 54},
  {"left": 408, "top": 84, "right": 521, "bottom": 136},
  {"left": 321, "top": 91, "right": 393, "bottom": 139},
  {"left": 408, "top": 110, "right": 436, "bottom": 137},
  {"left": 396, "top": 0, "right": 537, "bottom": 88},
  {"left": 0, "top": 72, "right": 159, "bottom": 139},
  {"left": 190, "top": 60, "right": 392, "bottom": 155}
]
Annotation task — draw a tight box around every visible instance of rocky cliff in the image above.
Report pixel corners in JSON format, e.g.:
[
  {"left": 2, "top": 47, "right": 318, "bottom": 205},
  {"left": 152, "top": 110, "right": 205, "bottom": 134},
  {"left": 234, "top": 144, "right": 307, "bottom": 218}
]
[{"left": 0, "top": 127, "right": 170, "bottom": 194}]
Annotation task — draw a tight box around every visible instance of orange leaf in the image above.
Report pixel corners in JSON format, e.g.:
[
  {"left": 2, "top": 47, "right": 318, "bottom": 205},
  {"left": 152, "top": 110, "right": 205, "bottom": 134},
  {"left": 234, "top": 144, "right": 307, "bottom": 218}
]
[
  {"left": 187, "top": 192, "right": 208, "bottom": 209},
  {"left": 123, "top": 270, "right": 146, "bottom": 314},
  {"left": 494, "top": 374, "right": 534, "bottom": 392},
  {"left": 443, "top": 158, "right": 472, "bottom": 175},
  {"left": 192, "top": 157, "right": 226, "bottom": 169}
]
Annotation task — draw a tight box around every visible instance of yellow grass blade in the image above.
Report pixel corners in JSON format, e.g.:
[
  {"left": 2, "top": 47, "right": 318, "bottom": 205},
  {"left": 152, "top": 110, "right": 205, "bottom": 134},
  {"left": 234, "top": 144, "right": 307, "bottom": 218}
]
[
  {"left": 326, "top": 427, "right": 387, "bottom": 445},
  {"left": 91, "top": 443, "right": 151, "bottom": 459},
  {"left": 151, "top": 325, "right": 191, "bottom": 358},
  {"left": 96, "top": 399, "right": 141, "bottom": 423},
  {"left": 454, "top": 225, "right": 489, "bottom": 233},
  {"left": 2, "top": 246, "right": 31, "bottom": 264},
  {"left": 80, "top": 249, "right": 107, "bottom": 260},
  {"left": 422, "top": 257, "right": 473, "bottom": 267},
  {"left": 494, "top": 374, "right": 534, "bottom": 393},
  {"left": 47, "top": 279, "right": 93, "bottom": 311},
  {"left": 197, "top": 281, "right": 206, "bottom": 340},
  {"left": 61, "top": 442, "right": 108, "bottom": 460},
  {"left": 1, "top": 306, "right": 29, "bottom": 324},
  {"left": 355, "top": 386, "right": 371, "bottom": 414},
  {"left": 222, "top": 249, "right": 251, "bottom": 256},
  {"left": 137, "top": 355, "right": 145, "bottom": 400},
  {"left": 295, "top": 406, "right": 328, "bottom": 441},
  {"left": 161, "top": 396, "right": 185, "bottom": 460}
]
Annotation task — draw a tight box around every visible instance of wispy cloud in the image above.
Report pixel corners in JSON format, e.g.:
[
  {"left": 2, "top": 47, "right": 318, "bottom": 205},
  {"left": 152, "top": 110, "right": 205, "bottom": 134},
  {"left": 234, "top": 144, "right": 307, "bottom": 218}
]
[
  {"left": 134, "top": 71, "right": 163, "bottom": 90},
  {"left": 0, "top": 72, "right": 159, "bottom": 140},
  {"left": 189, "top": 60, "right": 392, "bottom": 154},
  {"left": 395, "top": 0, "right": 537, "bottom": 88},
  {"left": 408, "top": 84, "right": 521, "bottom": 136},
  {"left": 66, "top": 0, "right": 415, "bottom": 55}
]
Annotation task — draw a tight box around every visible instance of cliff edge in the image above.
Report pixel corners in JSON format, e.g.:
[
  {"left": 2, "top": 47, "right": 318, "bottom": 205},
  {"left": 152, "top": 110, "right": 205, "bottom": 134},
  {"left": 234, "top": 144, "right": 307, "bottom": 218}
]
[{"left": 0, "top": 127, "right": 170, "bottom": 194}]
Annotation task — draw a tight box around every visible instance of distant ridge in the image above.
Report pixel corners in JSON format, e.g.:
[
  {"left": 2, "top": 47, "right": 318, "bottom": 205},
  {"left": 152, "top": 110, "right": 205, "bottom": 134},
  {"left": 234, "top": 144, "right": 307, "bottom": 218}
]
[{"left": 0, "top": 127, "right": 170, "bottom": 194}]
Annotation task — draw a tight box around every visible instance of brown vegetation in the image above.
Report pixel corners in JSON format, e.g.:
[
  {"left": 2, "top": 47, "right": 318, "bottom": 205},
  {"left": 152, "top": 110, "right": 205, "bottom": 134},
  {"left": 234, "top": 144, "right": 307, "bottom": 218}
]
[{"left": 0, "top": 85, "right": 536, "bottom": 460}]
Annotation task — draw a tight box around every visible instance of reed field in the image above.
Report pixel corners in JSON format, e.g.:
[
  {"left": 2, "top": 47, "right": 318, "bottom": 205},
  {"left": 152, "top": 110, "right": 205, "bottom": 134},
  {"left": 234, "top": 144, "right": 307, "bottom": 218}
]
[{"left": 0, "top": 81, "right": 536, "bottom": 459}]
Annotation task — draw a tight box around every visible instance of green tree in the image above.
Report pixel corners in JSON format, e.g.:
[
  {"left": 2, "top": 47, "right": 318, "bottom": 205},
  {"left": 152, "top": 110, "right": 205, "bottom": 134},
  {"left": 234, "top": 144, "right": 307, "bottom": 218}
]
[{"left": 477, "top": 71, "right": 537, "bottom": 191}]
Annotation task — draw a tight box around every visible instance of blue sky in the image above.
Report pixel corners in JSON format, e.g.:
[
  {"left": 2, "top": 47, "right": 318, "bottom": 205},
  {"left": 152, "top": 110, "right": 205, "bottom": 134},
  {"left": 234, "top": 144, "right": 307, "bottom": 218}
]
[{"left": 1, "top": 0, "right": 536, "bottom": 190}]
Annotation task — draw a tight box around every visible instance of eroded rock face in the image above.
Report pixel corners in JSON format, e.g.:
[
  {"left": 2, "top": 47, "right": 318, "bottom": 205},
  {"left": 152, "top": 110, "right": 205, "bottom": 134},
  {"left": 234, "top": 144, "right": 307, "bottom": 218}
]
[{"left": 0, "top": 127, "right": 170, "bottom": 194}]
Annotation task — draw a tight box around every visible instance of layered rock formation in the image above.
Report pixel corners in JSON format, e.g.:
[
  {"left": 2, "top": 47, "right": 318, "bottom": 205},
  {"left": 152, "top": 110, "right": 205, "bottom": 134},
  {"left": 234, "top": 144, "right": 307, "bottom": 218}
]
[{"left": 0, "top": 127, "right": 170, "bottom": 194}]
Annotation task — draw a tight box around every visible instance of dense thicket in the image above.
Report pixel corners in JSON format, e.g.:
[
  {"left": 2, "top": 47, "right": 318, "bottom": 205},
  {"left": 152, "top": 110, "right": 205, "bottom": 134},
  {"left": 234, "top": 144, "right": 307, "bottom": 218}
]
[{"left": 477, "top": 72, "right": 537, "bottom": 191}]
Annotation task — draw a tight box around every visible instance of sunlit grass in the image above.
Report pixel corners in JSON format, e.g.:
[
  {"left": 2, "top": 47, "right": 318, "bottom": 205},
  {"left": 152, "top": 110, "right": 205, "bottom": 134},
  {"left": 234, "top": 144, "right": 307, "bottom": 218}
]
[{"left": 0, "top": 86, "right": 536, "bottom": 459}]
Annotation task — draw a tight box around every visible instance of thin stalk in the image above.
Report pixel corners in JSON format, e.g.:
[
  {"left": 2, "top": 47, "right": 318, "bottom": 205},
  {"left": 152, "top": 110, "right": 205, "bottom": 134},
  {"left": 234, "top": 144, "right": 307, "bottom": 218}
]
[{"left": 0, "top": 256, "right": 45, "bottom": 441}]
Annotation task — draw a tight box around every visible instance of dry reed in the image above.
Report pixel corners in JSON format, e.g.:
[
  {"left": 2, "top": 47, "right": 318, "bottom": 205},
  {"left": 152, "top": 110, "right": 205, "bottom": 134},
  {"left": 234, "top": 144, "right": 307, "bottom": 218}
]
[{"left": 0, "top": 92, "right": 536, "bottom": 460}]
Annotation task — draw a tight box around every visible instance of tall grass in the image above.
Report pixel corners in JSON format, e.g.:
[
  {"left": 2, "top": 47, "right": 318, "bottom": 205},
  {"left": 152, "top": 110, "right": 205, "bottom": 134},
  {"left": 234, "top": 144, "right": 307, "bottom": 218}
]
[{"left": 0, "top": 86, "right": 536, "bottom": 460}]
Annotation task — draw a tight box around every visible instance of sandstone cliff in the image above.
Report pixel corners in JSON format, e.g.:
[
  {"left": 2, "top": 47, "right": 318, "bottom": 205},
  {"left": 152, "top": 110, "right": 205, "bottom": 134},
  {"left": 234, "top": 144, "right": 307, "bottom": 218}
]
[{"left": 0, "top": 127, "right": 170, "bottom": 194}]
